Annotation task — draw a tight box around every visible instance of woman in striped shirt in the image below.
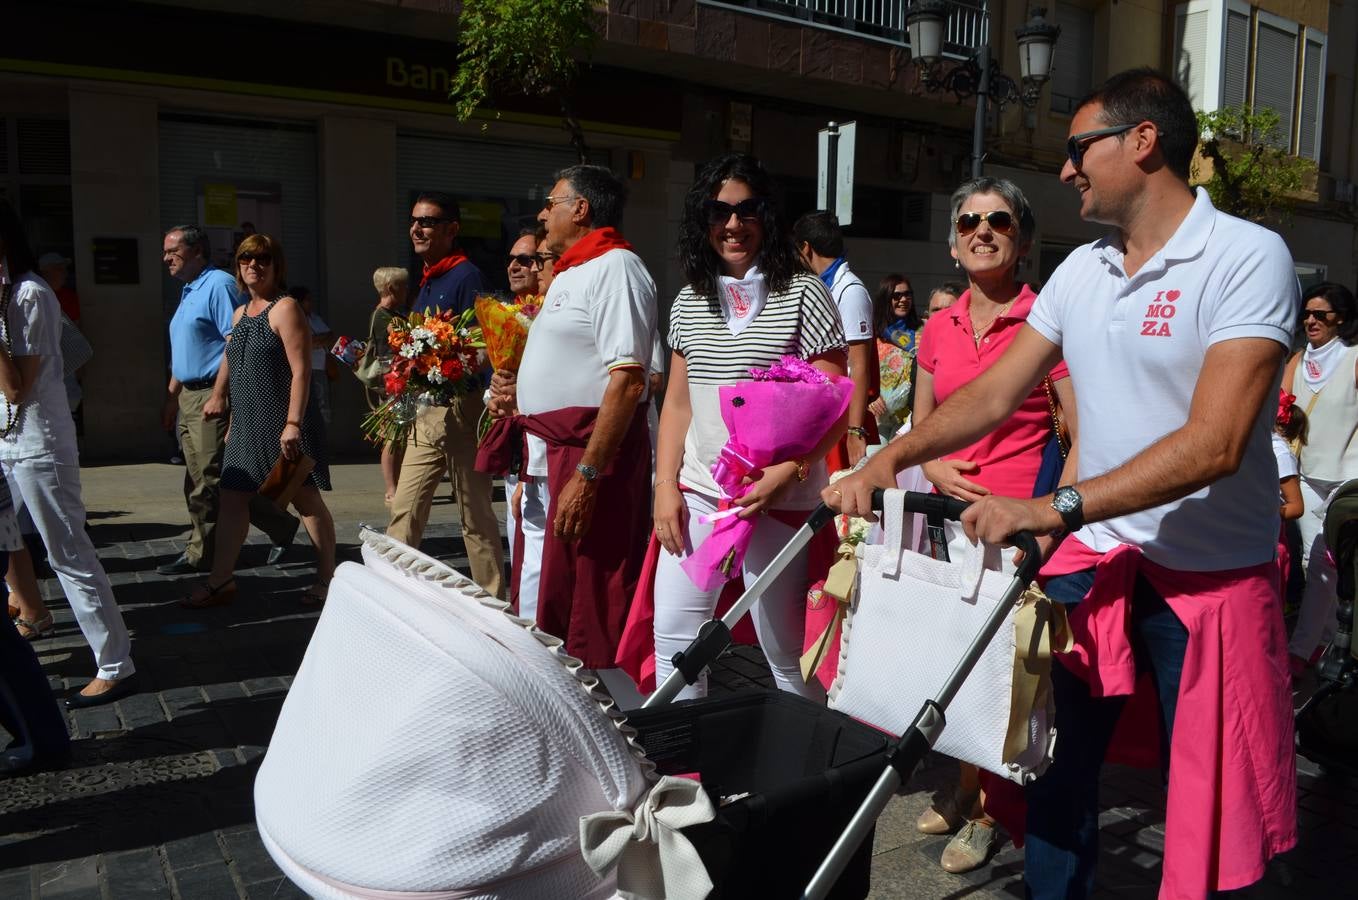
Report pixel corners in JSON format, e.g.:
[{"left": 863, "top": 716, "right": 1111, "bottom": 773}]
[{"left": 651, "top": 154, "right": 848, "bottom": 700}]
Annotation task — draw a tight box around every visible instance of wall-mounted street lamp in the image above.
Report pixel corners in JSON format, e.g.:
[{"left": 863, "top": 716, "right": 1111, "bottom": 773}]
[{"left": 906, "top": 3, "right": 1061, "bottom": 176}]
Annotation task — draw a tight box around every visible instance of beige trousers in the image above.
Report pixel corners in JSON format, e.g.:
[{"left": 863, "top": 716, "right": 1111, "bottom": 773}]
[{"left": 387, "top": 393, "right": 505, "bottom": 598}]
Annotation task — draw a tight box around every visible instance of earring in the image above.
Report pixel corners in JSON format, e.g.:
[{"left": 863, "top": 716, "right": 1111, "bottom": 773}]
[{"left": 954, "top": 260, "right": 960, "bottom": 270}]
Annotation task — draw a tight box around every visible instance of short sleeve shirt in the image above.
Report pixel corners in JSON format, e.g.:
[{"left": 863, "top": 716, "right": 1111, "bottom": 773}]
[
  {"left": 1026, "top": 188, "right": 1298, "bottom": 571},
  {"left": 169, "top": 266, "right": 241, "bottom": 383},
  {"left": 0, "top": 265, "right": 77, "bottom": 462},
  {"left": 829, "top": 264, "right": 874, "bottom": 343},
  {"left": 916, "top": 284, "right": 1069, "bottom": 500},
  {"left": 669, "top": 272, "right": 847, "bottom": 508},
  {"left": 415, "top": 260, "right": 485, "bottom": 317},
  {"left": 517, "top": 248, "right": 658, "bottom": 476}
]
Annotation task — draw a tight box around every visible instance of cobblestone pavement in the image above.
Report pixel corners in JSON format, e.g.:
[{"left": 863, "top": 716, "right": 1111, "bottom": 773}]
[{"left": 1, "top": 464, "right": 1353, "bottom": 898}]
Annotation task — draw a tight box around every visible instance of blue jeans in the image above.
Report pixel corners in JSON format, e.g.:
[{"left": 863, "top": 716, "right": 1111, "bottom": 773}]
[{"left": 1024, "top": 568, "right": 1190, "bottom": 900}]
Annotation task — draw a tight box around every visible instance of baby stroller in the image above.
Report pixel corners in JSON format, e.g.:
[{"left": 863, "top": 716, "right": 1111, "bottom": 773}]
[
  {"left": 1295, "top": 479, "right": 1358, "bottom": 776},
  {"left": 254, "top": 490, "right": 1040, "bottom": 898},
  {"left": 253, "top": 528, "right": 893, "bottom": 899}
]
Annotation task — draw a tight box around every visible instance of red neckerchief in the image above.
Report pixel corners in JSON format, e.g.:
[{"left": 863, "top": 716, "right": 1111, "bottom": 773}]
[
  {"left": 551, "top": 227, "right": 633, "bottom": 276},
  {"left": 420, "top": 251, "right": 468, "bottom": 287}
]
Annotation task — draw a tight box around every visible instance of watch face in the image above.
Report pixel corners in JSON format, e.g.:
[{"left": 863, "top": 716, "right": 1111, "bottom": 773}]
[{"left": 1053, "top": 488, "right": 1080, "bottom": 513}]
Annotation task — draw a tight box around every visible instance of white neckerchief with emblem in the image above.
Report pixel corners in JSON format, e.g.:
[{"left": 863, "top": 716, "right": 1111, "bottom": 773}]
[
  {"left": 716, "top": 264, "right": 768, "bottom": 337},
  {"left": 1303, "top": 336, "right": 1346, "bottom": 390}
]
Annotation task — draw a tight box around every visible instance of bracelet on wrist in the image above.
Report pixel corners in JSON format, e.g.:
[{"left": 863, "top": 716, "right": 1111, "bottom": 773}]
[
  {"left": 654, "top": 478, "right": 679, "bottom": 489},
  {"left": 846, "top": 425, "right": 869, "bottom": 439},
  {"left": 286, "top": 419, "right": 302, "bottom": 428}
]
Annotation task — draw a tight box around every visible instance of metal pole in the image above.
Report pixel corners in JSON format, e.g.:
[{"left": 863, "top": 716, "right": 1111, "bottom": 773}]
[
  {"left": 971, "top": 43, "right": 989, "bottom": 178},
  {"left": 826, "top": 121, "right": 839, "bottom": 213}
]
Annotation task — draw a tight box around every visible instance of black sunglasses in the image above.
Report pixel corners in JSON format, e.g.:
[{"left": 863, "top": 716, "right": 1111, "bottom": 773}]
[
  {"left": 1302, "top": 309, "right": 1338, "bottom": 321},
  {"left": 955, "top": 210, "right": 1015, "bottom": 236},
  {"left": 890, "top": 289, "right": 914, "bottom": 300},
  {"left": 1066, "top": 123, "right": 1137, "bottom": 167},
  {"left": 238, "top": 253, "right": 273, "bottom": 266},
  {"left": 507, "top": 254, "right": 538, "bottom": 268},
  {"left": 409, "top": 216, "right": 452, "bottom": 229},
  {"left": 703, "top": 198, "right": 767, "bottom": 227}
]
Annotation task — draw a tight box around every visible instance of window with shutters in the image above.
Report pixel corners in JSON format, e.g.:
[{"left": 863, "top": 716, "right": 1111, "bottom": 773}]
[
  {"left": 1174, "top": 3, "right": 1326, "bottom": 161},
  {"left": 1050, "top": 2, "right": 1094, "bottom": 115}
]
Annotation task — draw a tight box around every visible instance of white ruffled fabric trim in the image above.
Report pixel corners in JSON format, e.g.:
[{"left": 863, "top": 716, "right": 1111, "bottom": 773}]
[{"left": 357, "top": 526, "right": 657, "bottom": 781}]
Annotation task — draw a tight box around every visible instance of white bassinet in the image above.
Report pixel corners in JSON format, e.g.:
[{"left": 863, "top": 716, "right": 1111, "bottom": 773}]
[{"left": 254, "top": 529, "right": 714, "bottom": 899}]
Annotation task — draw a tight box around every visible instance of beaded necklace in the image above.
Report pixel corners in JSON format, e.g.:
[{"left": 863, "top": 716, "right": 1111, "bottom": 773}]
[{"left": 0, "top": 281, "right": 17, "bottom": 436}]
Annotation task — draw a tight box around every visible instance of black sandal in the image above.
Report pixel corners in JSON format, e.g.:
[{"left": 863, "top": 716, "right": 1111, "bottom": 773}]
[{"left": 179, "top": 578, "right": 238, "bottom": 610}]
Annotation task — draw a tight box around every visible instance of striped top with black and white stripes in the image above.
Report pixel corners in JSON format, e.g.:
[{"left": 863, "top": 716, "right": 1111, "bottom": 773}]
[{"left": 668, "top": 272, "right": 848, "bottom": 507}]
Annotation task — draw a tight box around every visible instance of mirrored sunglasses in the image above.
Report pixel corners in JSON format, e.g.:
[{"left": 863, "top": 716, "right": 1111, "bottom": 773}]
[{"left": 955, "top": 210, "right": 1015, "bottom": 237}]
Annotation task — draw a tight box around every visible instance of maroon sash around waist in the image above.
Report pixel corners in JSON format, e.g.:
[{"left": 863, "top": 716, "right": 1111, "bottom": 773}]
[{"left": 504, "top": 404, "right": 651, "bottom": 668}]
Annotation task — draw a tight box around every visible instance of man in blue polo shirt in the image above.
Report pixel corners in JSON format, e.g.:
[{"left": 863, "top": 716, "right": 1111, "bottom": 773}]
[
  {"left": 159, "top": 225, "right": 298, "bottom": 576},
  {"left": 387, "top": 192, "right": 504, "bottom": 597}
]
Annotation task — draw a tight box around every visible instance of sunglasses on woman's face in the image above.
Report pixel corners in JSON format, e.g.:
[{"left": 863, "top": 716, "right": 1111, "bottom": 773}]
[
  {"left": 891, "top": 289, "right": 914, "bottom": 300},
  {"left": 955, "top": 210, "right": 1015, "bottom": 237},
  {"left": 1303, "top": 308, "right": 1337, "bottom": 321},
  {"left": 703, "top": 198, "right": 766, "bottom": 227},
  {"left": 239, "top": 253, "right": 273, "bottom": 267}
]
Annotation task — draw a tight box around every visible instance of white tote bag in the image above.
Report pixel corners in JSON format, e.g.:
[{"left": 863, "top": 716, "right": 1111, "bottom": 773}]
[{"left": 828, "top": 490, "right": 1059, "bottom": 784}]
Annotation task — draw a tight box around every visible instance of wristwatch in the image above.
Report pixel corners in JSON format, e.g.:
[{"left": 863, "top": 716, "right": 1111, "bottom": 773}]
[
  {"left": 576, "top": 462, "right": 600, "bottom": 482},
  {"left": 1050, "top": 485, "right": 1085, "bottom": 533}
]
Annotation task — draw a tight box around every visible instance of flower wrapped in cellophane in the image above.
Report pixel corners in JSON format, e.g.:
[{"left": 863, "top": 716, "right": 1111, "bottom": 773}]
[
  {"left": 681, "top": 356, "right": 853, "bottom": 592},
  {"left": 361, "top": 306, "right": 484, "bottom": 447},
  {"left": 474, "top": 294, "right": 541, "bottom": 372}
]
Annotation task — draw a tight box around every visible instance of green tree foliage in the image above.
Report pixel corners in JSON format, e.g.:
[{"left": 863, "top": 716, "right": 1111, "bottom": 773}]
[
  {"left": 1194, "top": 105, "right": 1314, "bottom": 223},
  {"left": 450, "top": 0, "right": 600, "bottom": 160}
]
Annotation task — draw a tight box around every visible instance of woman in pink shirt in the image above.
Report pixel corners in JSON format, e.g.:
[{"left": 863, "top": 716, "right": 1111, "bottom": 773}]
[{"left": 912, "top": 177, "right": 1078, "bottom": 874}]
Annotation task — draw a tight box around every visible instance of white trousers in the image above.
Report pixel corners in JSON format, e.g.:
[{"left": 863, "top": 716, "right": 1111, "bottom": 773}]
[
  {"left": 504, "top": 474, "right": 518, "bottom": 567},
  {"left": 516, "top": 476, "right": 548, "bottom": 626},
  {"left": 5, "top": 457, "right": 134, "bottom": 679},
  {"left": 1291, "top": 474, "right": 1340, "bottom": 659},
  {"left": 652, "top": 490, "right": 822, "bottom": 702}
]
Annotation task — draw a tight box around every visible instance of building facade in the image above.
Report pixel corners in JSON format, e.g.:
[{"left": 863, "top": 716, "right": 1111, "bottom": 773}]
[{"left": 2, "top": 0, "right": 1354, "bottom": 460}]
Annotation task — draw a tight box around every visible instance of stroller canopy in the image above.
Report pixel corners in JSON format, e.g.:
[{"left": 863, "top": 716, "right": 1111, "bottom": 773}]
[{"left": 255, "top": 530, "right": 711, "bottom": 899}]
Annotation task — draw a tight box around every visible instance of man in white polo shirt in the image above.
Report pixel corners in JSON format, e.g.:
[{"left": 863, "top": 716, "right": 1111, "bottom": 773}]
[
  {"left": 827, "top": 69, "right": 1297, "bottom": 897},
  {"left": 794, "top": 212, "right": 876, "bottom": 467},
  {"left": 483, "top": 165, "right": 656, "bottom": 669}
]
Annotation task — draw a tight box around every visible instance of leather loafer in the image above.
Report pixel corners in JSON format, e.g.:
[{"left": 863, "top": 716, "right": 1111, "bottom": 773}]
[
  {"left": 65, "top": 675, "right": 139, "bottom": 710},
  {"left": 157, "top": 553, "right": 206, "bottom": 576}
]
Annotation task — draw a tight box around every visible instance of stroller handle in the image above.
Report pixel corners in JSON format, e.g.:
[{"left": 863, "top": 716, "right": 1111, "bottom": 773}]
[{"left": 863, "top": 488, "right": 1044, "bottom": 586}]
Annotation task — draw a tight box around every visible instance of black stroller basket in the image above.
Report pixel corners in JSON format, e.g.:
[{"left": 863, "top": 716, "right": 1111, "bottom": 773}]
[
  {"left": 1296, "top": 480, "right": 1358, "bottom": 775},
  {"left": 636, "top": 490, "right": 1042, "bottom": 899}
]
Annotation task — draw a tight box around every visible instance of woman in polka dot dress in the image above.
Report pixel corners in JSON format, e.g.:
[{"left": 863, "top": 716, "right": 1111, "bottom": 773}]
[{"left": 180, "top": 234, "right": 335, "bottom": 609}]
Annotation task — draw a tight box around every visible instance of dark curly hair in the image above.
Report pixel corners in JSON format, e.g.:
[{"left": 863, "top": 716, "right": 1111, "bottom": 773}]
[
  {"left": 678, "top": 154, "right": 799, "bottom": 298},
  {"left": 874, "top": 273, "right": 920, "bottom": 335}
]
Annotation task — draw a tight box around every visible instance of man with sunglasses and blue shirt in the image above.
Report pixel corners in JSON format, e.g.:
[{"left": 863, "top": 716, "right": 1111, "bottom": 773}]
[
  {"left": 386, "top": 192, "right": 505, "bottom": 598},
  {"left": 827, "top": 68, "right": 1297, "bottom": 898}
]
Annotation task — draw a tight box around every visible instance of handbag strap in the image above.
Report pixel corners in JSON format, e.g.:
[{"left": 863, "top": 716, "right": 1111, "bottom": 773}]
[{"left": 1042, "top": 376, "right": 1069, "bottom": 459}]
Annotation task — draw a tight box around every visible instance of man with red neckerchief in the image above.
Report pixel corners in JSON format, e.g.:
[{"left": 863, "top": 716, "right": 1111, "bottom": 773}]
[
  {"left": 387, "top": 191, "right": 504, "bottom": 599},
  {"left": 485, "top": 165, "right": 657, "bottom": 666}
]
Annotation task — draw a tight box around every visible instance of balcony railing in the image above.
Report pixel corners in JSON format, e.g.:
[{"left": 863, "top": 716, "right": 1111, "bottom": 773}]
[{"left": 700, "top": 0, "right": 988, "bottom": 58}]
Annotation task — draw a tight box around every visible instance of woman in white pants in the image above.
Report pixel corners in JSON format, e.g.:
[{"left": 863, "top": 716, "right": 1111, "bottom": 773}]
[
  {"left": 1283, "top": 281, "right": 1358, "bottom": 674},
  {"left": 651, "top": 154, "right": 847, "bottom": 700},
  {"left": 0, "top": 200, "right": 135, "bottom": 708}
]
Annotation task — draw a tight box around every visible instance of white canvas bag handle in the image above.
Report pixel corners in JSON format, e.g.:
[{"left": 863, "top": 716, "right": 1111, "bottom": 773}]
[{"left": 880, "top": 488, "right": 986, "bottom": 599}]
